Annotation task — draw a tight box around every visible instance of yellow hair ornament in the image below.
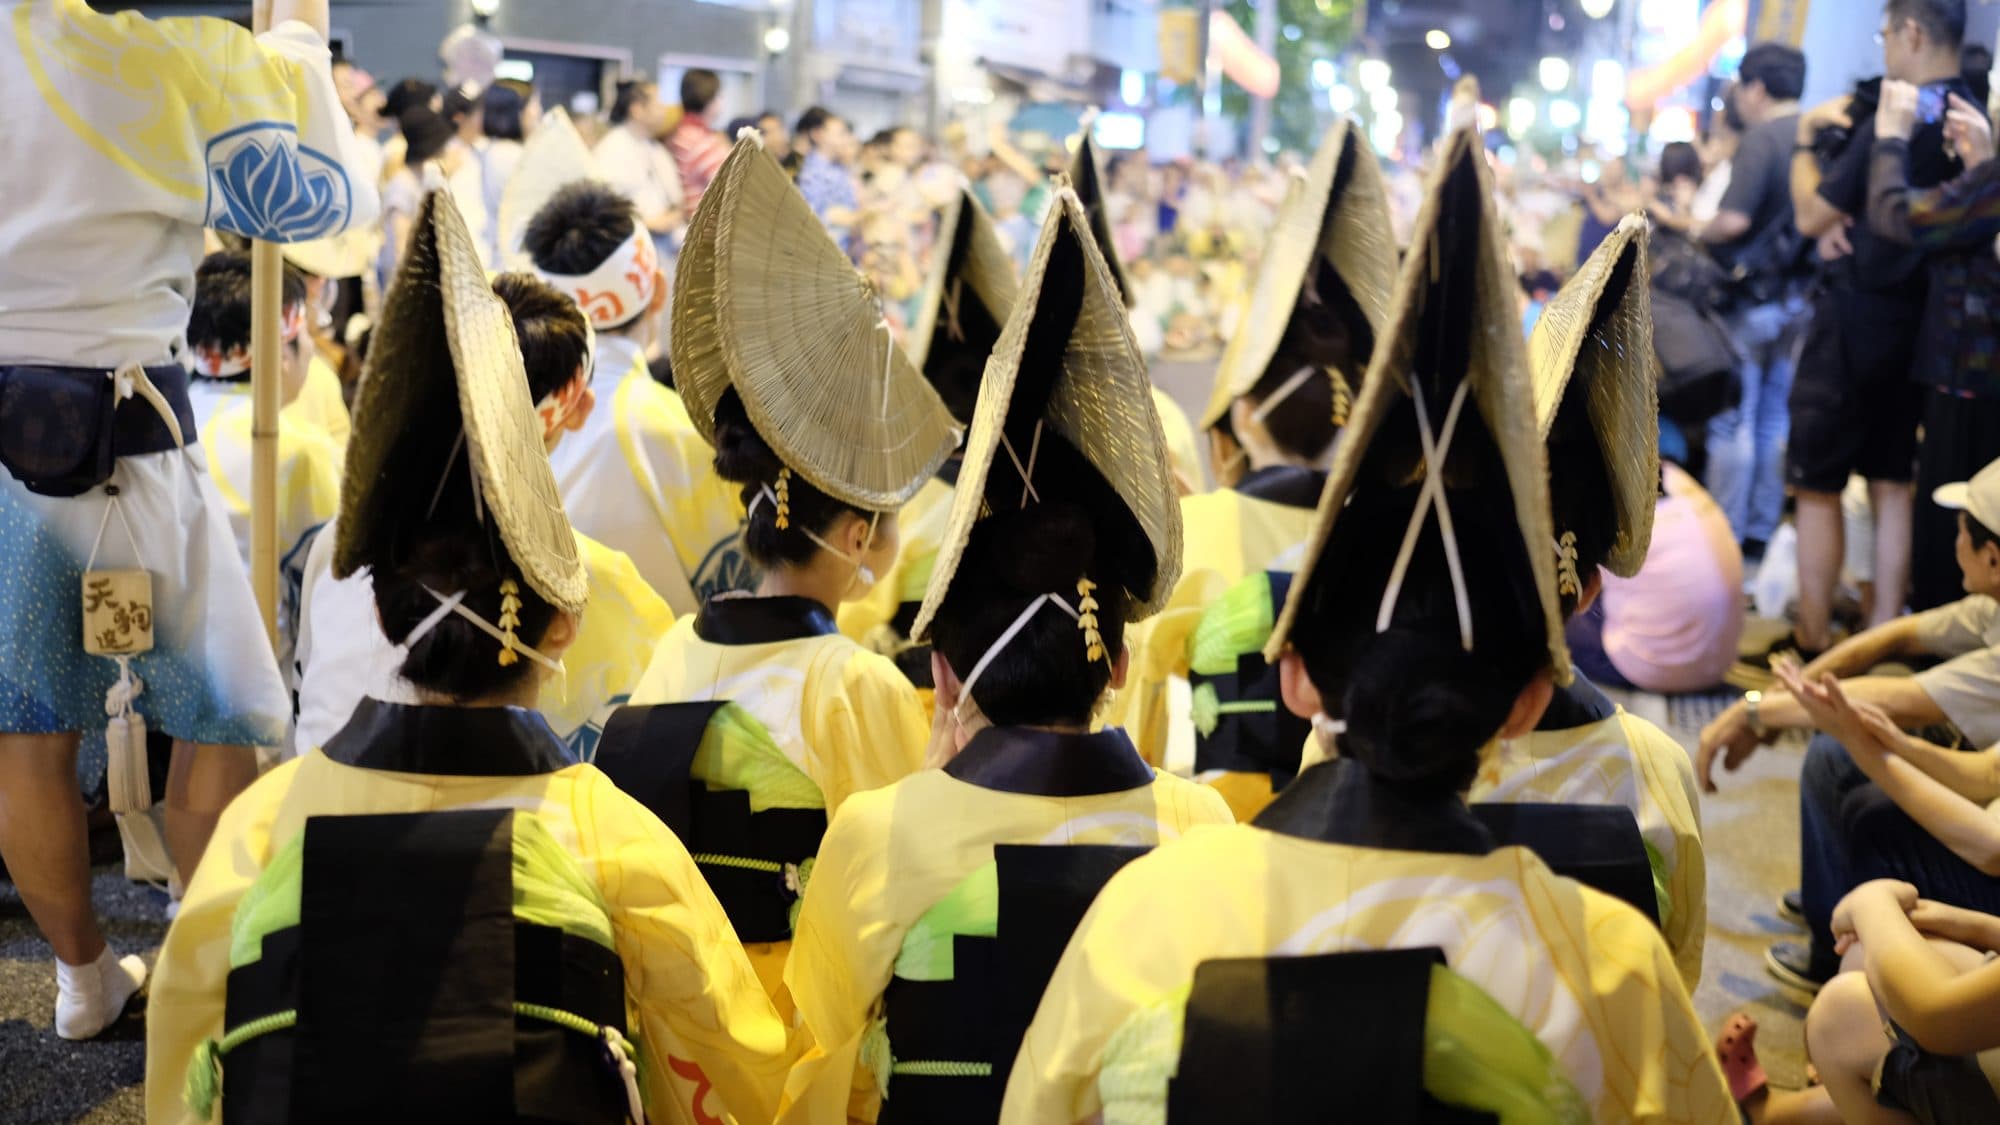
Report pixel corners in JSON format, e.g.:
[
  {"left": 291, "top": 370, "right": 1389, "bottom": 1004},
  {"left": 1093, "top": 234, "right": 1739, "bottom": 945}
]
[
  {"left": 775, "top": 468, "right": 792, "bottom": 530},
  {"left": 1077, "top": 577, "right": 1105, "bottom": 663},
  {"left": 1555, "top": 531, "right": 1581, "bottom": 599},
  {"left": 497, "top": 578, "right": 523, "bottom": 667},
  {"left": 1330, "top": 368, "right": 1352, "bottom": 428}
]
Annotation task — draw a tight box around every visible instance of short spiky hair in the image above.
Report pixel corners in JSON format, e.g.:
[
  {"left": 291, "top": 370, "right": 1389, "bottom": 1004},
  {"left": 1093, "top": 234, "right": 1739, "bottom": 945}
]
[
  {"left": 522, "top": 181, "right": 641, "bottom": 277},
  {"left": 491, "top": 273, "right": 590, "bottom": 402}
]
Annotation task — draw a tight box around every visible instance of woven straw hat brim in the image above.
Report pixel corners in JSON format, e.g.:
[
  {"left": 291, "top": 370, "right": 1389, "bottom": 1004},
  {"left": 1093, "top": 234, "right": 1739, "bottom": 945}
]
[
  {"left": 497, "top": 108, "right": 600, "bottom": 270},
  {"left": 1200, "top": 120, "right": 1397, "bottom": 431},
  {"left": 672, "top": 134, "right": 959, "bottom": 511},
  {"left": 1069, "top": 133, "right": 1135, "bottom": 308},
  {"left": 1262, "top": 128, "right": 1567, "bottom": 680},
  {"left": 282, "top": 227, "right": 382, "bottom": 280},
  {"left": 912, "top": 186, "right": 1184, "bottom": 642},
  {"left": 1530, "top": 212, "right": 1659, "bottom": 578},
  {"left": 334, "top": 189, "right": 587, "bottom": 615},
  {"left": 909, "top": 186, "right": 1020, "bottom": 371}
]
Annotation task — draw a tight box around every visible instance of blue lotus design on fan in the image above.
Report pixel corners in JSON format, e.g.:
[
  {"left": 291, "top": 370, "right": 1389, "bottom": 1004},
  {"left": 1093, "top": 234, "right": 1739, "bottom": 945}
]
[{"left": 203, "top": 122, "right": 353, "bottom": 243}]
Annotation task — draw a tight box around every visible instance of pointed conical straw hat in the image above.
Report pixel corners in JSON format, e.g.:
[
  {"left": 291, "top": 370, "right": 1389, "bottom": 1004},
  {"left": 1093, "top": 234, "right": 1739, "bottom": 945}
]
[
  {"left": 335, "top": 188, "right": 587, "bottom": 615},
  {"left": 1263, "top": 127, "right": 1566, "bottom": 681},
  {"left": 1067, "top": 130, "right": 1136, "bottom": 308},
  {"left": 1199, "top": 119, "right": 1396, "bottom": 431},
  {"left": 672, "top": 132, "right": 959, "bottom": 511},
  {"left": 1530, "top": 212, "right": 1659, "bottom": 578},
  {"left": 496, "top": 107, "right": 601, "bottom": 271},
  {"left": 913, "top": 184, "right": 1184, "bottom": 641}
]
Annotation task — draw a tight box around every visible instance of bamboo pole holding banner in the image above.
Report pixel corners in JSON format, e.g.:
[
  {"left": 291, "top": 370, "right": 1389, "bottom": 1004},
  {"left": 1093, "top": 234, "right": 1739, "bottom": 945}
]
[{"left": 248, "top": 0, "right": 281, "bottom": 649}]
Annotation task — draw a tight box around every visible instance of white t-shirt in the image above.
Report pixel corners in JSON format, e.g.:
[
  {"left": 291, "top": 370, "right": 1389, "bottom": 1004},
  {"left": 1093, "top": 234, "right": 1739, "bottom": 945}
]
[
  {"left": 593, "top": 125, "right": 684, "bottom": 224},
  {"left": 1915, "top": 594, "right": 2000, "bottom": 750},
  {"left": 0, "top": 5, "right": 379, "bottom": 368}
]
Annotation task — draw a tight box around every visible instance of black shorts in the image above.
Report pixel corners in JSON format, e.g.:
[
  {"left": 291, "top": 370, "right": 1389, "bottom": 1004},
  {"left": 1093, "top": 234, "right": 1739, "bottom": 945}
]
[
  {"left": 1875, "top": 1020, "right": 2000, "bottom": 1124},
  {"left": 1786, "top": 288, "right": 1924, "bottom": 493}
]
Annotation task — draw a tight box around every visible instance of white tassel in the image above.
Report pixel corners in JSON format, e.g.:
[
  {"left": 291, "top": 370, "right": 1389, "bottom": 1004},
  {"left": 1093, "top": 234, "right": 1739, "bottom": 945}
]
[{"left": 105, "top": 657, "right": 151, "bottom": 814}]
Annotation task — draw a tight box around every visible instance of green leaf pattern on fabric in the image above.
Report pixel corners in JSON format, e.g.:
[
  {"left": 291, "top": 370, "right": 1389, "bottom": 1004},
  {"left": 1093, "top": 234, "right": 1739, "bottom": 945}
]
[
  {"left": 892, "top": 861, "right": 999, "bottom": 982},
  {"left": 1187, "top": 572, "right": 1276, "bottom": 677},
  {"left": 692, "top": 701, "right": 826, "bottom": 812}
]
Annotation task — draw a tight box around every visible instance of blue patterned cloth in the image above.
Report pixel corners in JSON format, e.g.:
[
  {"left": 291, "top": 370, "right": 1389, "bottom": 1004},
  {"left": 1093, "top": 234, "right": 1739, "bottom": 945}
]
[
  {"left": 204, "top": 121, "right": 354, "bottom": 244},
  {"left": 798, "top": 151, "right": 857, "bottom": 247}
]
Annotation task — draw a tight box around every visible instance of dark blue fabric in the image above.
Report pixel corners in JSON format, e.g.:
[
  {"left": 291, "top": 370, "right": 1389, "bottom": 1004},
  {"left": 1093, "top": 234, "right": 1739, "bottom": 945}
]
[
  {"left": 1563, "top": 603, "right": 1632, "bottom": 691},
  {"left": 1801, "top": 731, "right": 2000, "bottom": 977}
]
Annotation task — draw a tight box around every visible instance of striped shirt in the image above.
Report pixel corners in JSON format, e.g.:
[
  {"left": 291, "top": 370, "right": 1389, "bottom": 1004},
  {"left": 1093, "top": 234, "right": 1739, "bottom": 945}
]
[{"left": 668, "top": 116, "right": 730, "bottom": 214}]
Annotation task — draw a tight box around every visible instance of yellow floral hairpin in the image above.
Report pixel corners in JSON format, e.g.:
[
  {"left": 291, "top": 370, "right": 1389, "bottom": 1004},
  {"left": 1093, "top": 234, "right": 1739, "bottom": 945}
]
[
  {"left": 1077, "top": 577, "right": 1105, "bottom": 663},
  {"left": 775, "top": 468, "right": 793, "bottom": 530},
  {"left": 1330, "top": 369, "right": 1352, "bottom": 428},
  {"left": 1555, "top": 531, "right": 1581, "bottom": 599},
  {"left": 496, "top": 578, "right": 523, "bottom": 667}
]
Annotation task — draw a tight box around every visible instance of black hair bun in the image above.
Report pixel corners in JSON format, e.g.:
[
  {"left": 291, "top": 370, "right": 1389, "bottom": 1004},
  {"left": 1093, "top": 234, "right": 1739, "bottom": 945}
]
[
  {"left": 710, "top": 391, "right": 783, "bottom": 486},
  {"left": 963, "top": 503, "right": 1098, "bottom": 598}
]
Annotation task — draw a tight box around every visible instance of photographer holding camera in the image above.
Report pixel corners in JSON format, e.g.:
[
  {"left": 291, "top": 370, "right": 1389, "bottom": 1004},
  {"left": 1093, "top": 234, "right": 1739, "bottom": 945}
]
[
  {"left": 1746, "top": 0, "right": 1976, "bottom": 682},
  {"left": 1699, "top": 43, "right": 1811, "bottom": 558},
  {"left": 1864, "top": 10, "right": 2000, "bottom": 615}
]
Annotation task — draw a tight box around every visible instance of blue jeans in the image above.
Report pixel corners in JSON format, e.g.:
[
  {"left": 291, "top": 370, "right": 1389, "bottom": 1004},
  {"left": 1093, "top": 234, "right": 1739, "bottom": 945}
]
[
  {"left": 1706, "top": 298, "right": 1803, "bottom": 543},
  {"left": 1800, "top": 732, "right": 2000, "bottom": 976}
]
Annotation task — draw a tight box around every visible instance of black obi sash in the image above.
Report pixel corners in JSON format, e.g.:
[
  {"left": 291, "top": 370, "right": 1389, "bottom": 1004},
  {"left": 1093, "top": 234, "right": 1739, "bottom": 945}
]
[
  {"left": 595, "top": 702, "right": 826, "bottom": 944},
  {"left": 219, "top": 809, "right": 629, "bottom": 1124},
  {"left": 879, "top": 843, "right": 1150, "bottom": 1124},
  {"left": 1168, "top": 948, "right": 1495, "bottom": 1124},
  {"left": 1190, "top": 570, "right": 1312, "bottom": 790}
]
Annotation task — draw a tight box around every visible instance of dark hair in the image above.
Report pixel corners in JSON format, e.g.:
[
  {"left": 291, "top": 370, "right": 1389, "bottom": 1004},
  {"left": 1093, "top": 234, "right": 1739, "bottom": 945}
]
[
  {"left": 680, "top": 68, "right": 722, "bottom": 115},
  {"left": 383, "top": 77, "right": 437, "bottom": 121},
  {"left": 931, "top": 504, "right": 1126, "bottom": 727},
  {"left": 400, "top": 106, "right": 453, "bottom": 167},
  {"left": 724, "top": 115, "right": 758, "bottom": 139},
  {"left": 1227, "top": 256, "right": 1366, "bottom": 461},
  {"left": 442, "top": 83, "right": 480, "bottom": 128},
  {"left": 609, "top": 80, "right": 655, "bottom": 126},
  {"left": 795, "top": 105, "right": 833, "bottom": 140},
  {"left": 1967, "top": 511, "right": 2000, "bottom": 551},
  {"left": 373, "top": 532, "right": 556, "bottom": 700},
  {"left": 711, "top": 390, "right": 871, "bottom": 569},
  {"left": 491, "top": 273, "right": 590, "bottom": 401},
  {"left": 1889, "top": 0, "right": 1967, "bottom": 48},
  {"left": 523, "top": 181, "right": 639, "bottom": 277},
  {"left": 1739, "top": 43, "right": 1807, "bottom": 101},
  {"left": 188, "top": 251, "right": 306, "bottom": 356},
  {"left": 1291, "top": 487, "right": 1548, "bottom": 795},
  {"left": 482, "top": 79, "right": 535, "bottom": 142},
  {"left": 1722, "top": 84, "right": 1747, "bottom": 133},
  {"left": 1659, "top": 140, "right": 1703, "bottom": 185}
]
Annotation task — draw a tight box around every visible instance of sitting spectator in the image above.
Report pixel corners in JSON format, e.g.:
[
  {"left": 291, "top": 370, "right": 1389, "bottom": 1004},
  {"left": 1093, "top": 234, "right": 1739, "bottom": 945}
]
[
  {"left": 1700, "top": 456, "right": 2000, "bottom": 993},
  {"left": 1569, "top": 461, "right": 1745, "bottom": 693}
]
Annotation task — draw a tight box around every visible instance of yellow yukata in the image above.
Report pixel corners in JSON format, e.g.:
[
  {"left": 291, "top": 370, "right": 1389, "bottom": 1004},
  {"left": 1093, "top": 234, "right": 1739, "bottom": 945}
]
[
  {"left": 145, "top": 701, "right": 796, "bottom": 1125},
  {"left": 188, "top": 379, "right": 341, "bottom": 567},
  {"left": 630, "top": 596, "right": 933, "bottom": 1002},
  {"left": 557, "top": 535, "right": 678, "bottom": 756},
  {"left": 1002, "top": 821, "right": 1734, "bottom": 1125},
  {"left": 550, "top": 338, "right": 749, "bottom": 612},
  {"left": 781, "top": 728, "right": 1233, "bottom": 1123},
  {"left": 288, "top": 352, "right": 350, "bottom": 449},
  {"left": 1115, "top": 467, "right": 1322, "bottom": 772},
  {"left": 837, "top": 474, "right": 957, "bottom": 651},
  {"left": 1150, "top": 387, "right": 1205, "bottom": 496},
  {"left": 1471, "top": 676, "right": 1708, "bottom": 991}
]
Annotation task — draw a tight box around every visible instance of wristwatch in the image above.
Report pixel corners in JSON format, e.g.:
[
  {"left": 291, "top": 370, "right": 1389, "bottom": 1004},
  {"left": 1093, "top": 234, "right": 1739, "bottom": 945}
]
[{"left": 1744, "top": 690, "right": 1770, "bottom": 738}]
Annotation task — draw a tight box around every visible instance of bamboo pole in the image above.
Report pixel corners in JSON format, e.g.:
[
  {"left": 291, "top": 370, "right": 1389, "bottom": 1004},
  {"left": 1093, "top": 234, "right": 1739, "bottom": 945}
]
[{"left": 248, "top": 2, "right": 280, "bottom": 650}]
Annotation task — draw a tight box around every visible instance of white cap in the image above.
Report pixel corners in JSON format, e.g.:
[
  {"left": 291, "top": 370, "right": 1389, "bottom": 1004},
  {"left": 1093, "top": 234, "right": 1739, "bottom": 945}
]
[{"left": 1933, "top": 457, "right": 2000, "bottom": 532}]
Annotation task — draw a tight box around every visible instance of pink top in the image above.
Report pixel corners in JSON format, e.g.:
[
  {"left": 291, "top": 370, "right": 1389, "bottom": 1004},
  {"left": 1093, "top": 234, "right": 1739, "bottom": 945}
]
[
  {"left": 668, "top": 116, "right": 730, "bottom": 215},
  {"left": 1599, "top": 464, "right": 1745, "bottom": 693}
]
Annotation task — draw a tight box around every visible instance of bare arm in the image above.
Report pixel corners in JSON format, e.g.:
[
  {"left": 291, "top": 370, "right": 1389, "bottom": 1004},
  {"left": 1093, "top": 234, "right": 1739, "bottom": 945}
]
[
  {"left": 1809, "top": 614, "right": 1927, "bottom": 678},
  {"left": 1846, "top": 885, "right": 2000, "bottom": 1056},
  {"left": 1892, "top": 738, "right": 2000, "bottom": 805},
  {"left": 1852, "top": 747, "right": 2000, "bottom": 875},
  {"left": 1791, "top": 149, "right": 1851, "bottom": 237},
  {"left": 261, "top": 0, "right": 329, "bottom": 38}
]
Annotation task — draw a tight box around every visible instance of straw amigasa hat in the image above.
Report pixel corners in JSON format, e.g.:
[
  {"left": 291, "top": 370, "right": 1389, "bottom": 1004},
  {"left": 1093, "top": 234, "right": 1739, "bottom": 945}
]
[
  {"left": 334, "top": 188, "right": 588, "bottom": 616},
  {"left": 672, "top": 130, "right": 960, "bottom": 511},
  {"left": 1263, "top": 126, "right": 1568, "bottom": 681},
  {"left": 912, "top": 183, "right": 1185, "bottom": 642},
  {"left": 1529, "top": 212, "right": 1660, "bottom": 579},
  {"left": 1067, "top": 128, "right": 1136, "bottom": 308},
  {"left": 907, "top": 185, "right": 1020, "bottom": 424},
  {"left": 1198, "top": 119, "right": 1396, "bottom": 432},
  {"left": 497, "top": 108, "right": 601, "bottom": 270}
]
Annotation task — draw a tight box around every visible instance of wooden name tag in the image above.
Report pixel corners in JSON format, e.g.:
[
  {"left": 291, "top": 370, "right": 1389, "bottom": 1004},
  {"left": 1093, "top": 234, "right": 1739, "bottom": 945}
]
[{"left": 82, "top": 569, "right": 154, "bottom": 656}]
